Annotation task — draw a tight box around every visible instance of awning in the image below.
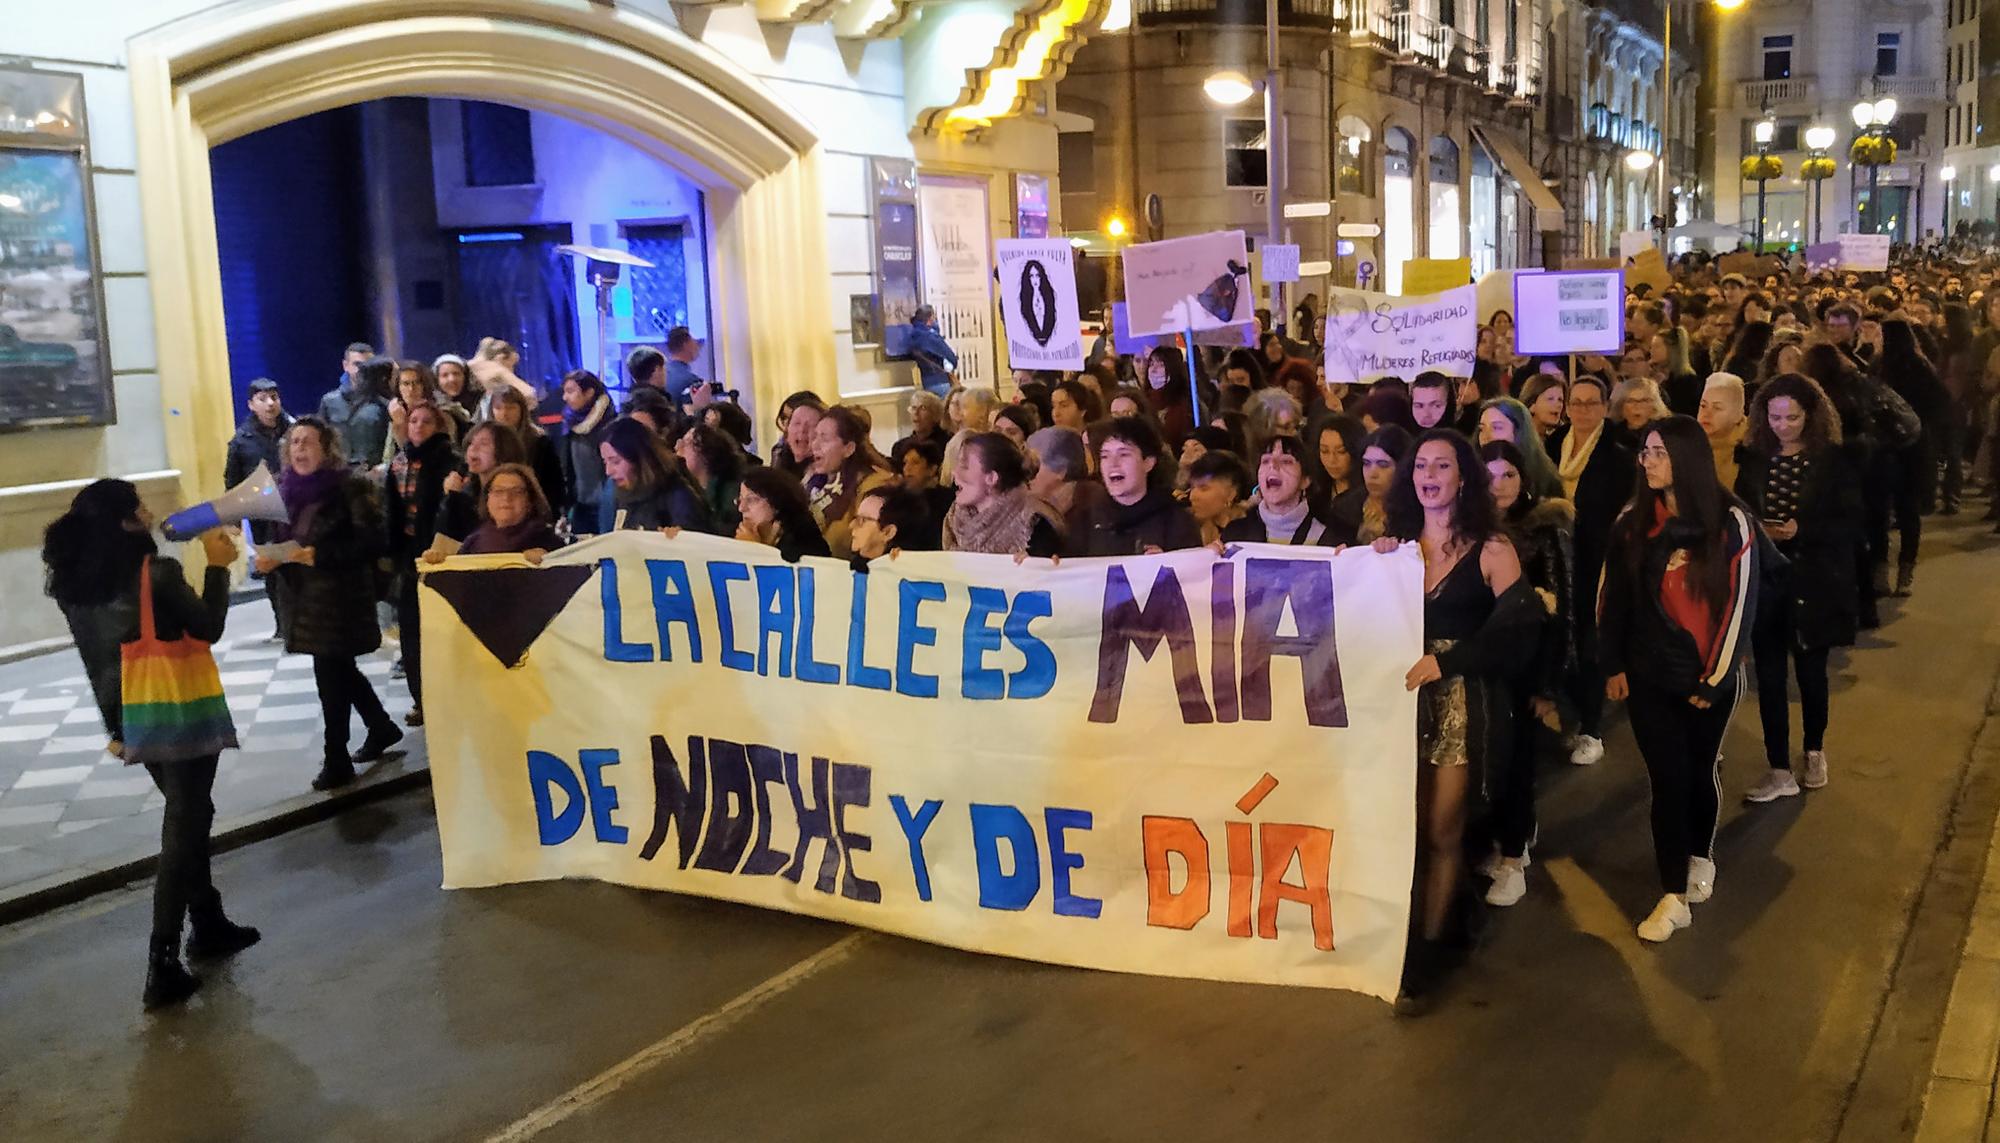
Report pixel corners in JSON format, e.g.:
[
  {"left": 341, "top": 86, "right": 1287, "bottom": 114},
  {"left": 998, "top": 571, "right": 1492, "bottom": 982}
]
[{"left": 1471, "top": 125, "right": 1564, "bottom": 232}]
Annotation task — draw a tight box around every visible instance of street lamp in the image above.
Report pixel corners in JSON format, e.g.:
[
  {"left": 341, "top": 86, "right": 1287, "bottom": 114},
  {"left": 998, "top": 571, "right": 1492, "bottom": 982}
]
[
  {"left": 1852, "top": 96, "right": 1899, "bottom": 236},
  {"left": 1205, "top": 0, "right": 1284, "bottom": 332},
  {"left": 1942, "top": 165, "right": 1958, "bottom": 237},
  {"left": 1625, "top": 149, "right": 1655, "bottom": 172},
  {"left": 1803, "top": 123, "right": 1836, "bottom": 243},
  {"left": 1752, "top": 117, "right": 1776, "bottom": 250}
]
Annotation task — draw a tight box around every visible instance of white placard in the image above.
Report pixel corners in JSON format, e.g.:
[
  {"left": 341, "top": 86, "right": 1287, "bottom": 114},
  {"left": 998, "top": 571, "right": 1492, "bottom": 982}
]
[
  {"left": 1618, "top": 230, "right": 1655, "bottom": 260},
  {"left": 1121, "top": 230, "right": 1252, "bottom": 337},
  {"left": 1511, "top": 271, "right": 1625, "bottom": 356},
  {"left": 1838, "top": 233, "right": 1891, "bottom": 271},
  {"left": 1262, "top": 244, "right": 1301, "bottom": 284},
  {"left": 1321, "top": 285, "right": 1478, "bottom": 384},
  {"left": 918, "top": 177, "right": 996, "bottom": 387},
  {"left": 994, "top": 239, "right": 1084, "bottom": 370}
]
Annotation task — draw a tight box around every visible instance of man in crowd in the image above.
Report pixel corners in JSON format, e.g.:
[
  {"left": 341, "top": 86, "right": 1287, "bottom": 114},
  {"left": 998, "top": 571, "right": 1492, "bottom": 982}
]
[
  {"left": 907, "top": 305, "right": 959, "bottom": 397},
  {"left": 319, "top": 354, "right": 392, "bottom": 469},
  {"left": 663, "top": 328, "right": 706, "bottom": 405},
  {"left": 225, "top": 377, "right": 293, "bottom": 640}
]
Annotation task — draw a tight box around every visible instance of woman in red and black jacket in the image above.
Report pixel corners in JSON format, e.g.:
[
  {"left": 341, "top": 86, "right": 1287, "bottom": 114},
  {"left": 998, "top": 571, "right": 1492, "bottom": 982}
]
[{"left": 1599, "top": 415, "right": 1759, "bottom": 946}]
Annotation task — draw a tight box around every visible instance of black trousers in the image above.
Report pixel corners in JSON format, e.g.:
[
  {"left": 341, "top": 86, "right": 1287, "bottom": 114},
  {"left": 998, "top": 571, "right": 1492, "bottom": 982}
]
[
  {"left": 395, "top": 570, "right": 423, "bottom": 712},
  {"left": 145, "top": 756, "right": 220, "bottom": 945},
  {"left": 1570, "top": 550, "right": 1607, "bottom": 738},
  {"left": 1752, "top": 597, "right": 1830, "bottom": 770},
  {"left": 1892, "top": 444, "right": 1930, "bottom": 564},
  {"left": 1626, "top": 678, "right": 1738, "bottom": 895},
  {"left": 1495, "top": 696, "right": 1547, "bottom": 859},
  {"left": 313, "top": 654, "right": 392, "bottom": 761}
]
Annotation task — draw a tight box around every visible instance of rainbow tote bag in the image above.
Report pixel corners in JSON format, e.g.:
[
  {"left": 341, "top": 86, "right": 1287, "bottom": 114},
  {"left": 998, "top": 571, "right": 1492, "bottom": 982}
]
[{"left": 120, "top": 557, "right": 239, "bottom": 764}]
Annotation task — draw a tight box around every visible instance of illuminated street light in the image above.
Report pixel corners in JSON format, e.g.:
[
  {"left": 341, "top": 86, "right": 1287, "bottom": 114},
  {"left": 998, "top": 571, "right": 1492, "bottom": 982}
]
[
  {"left": 1625, "top": 149, "right": 1655, "bottom": 172},
  {"left": 1202, "top": 70, "right": 1256, "bottom": 107},
  {"left": 1803, "top": 124, "right": 1836, "bottom": 152},
  {"left": 1105, "top": 216, "right": 1130, "bottom": 240}
]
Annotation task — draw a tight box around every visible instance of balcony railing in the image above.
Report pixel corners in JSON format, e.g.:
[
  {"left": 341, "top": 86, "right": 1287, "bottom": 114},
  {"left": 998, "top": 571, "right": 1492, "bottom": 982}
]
[
  {"left": 1737, "top": 77, "right": 1817, "bottom": 109},
  {"left": 1873, "top": 75, "right": 1944, "bottom": 102}
]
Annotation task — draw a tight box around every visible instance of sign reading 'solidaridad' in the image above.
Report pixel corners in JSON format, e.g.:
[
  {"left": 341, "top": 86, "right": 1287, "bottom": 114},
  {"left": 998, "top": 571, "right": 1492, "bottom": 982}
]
[{"left": 421, "top": 532, "right": 1421, "bottom": 1001}]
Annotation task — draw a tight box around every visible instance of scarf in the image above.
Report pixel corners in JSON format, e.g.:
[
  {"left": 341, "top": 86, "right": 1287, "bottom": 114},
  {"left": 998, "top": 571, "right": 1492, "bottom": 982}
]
[
  {"left": 462, "top": 518, "right": 558, "bottom": 555},
  {"left": 277, "top": 465, "right": 344, "bottom": 542},
  {"left": 561, "top": 393, "right": 612, "bottom": 436},
  {"left": 1256, "top": 496, "right": 1314, "bottom": 544},
  {"left": 1708, "top": 420, "right": 1746, "bottom": 492},
  {"left": 945, "top": 487, "right": 1048, "bottom": 555},
  {"left": 1558, "top": 421, "right": 1604, "bottom": 500}
]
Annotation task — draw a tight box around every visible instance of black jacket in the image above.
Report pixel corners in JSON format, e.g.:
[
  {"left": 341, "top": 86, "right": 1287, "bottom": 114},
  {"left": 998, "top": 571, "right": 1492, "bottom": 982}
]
[
  {"left": 276, "top": 474, "right": 386, "bottom": 659},
  {"left": 63, "top": 556, "right": 230, "bottom": 743},
  {"left": 1599, "top": 503, "right": 1759, "bottom": 703},
  {"left": 1220, "top": 503, "right": 1338, "bottom": 547},
  {"left": 613, "top": 475, "right": 717, "bottom": 534},
  {"left": 1735, "top": 446, "right": 1862, "bottom": 650},
  {"left": 1066, "top": 486, "right": 1203, "bottom": 557},
  {"left": 1544, "top": 422, "right": 1635, "bottom": 593},
  {"left": 384, "top": 433, "right": 457, "bottom": 563},
  {"left": 524, "top": 431, "right": 570, "bottom": 516},
  {"left": 1503, "top": 499, "right": 1578, "bottom": 699},
  {"left": 224, "top": 415, "right": 293, "bottom": 542}
]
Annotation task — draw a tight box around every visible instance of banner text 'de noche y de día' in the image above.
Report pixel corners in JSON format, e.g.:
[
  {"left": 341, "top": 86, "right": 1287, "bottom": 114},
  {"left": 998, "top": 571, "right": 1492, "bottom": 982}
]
[{"left": 421, "top": 532, "right": 1421, "bottom": 1000}]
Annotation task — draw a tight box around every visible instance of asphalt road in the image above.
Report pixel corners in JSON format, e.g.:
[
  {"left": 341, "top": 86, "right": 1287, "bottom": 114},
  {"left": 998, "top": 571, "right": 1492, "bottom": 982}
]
[{"left": 4, "top": 514, "right": 1998, "bottom": 1143}]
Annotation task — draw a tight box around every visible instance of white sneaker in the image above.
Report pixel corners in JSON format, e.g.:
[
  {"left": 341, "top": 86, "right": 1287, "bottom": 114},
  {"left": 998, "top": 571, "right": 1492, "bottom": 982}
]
[
  {"left": 1744, "top": 769, "right": 1802, "bottom": 803},
  {"left": 1569, "top": 734, "right": 1605, "bottom": 766},
  {"left": 1802, "top": 750, "right": 1829, "bottom": 789},
  {"left": 1686, "top": 857, "right": 1716, "bottom": 904},
  {"left": 1486, "top": 862, "right": 1527, "bottom": 907},
  {"left": 1637, "top": 894, "right": 1692, "bottom": 942},
  {"left": 1478, "top": 846, "right": 1531, "bottom": 879}
]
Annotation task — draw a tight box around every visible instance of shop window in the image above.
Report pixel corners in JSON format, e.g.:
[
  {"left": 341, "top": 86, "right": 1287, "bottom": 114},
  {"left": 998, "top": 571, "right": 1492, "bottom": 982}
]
[{"left": 1223, "top": 119, "right": 1267, "bottom": 188}]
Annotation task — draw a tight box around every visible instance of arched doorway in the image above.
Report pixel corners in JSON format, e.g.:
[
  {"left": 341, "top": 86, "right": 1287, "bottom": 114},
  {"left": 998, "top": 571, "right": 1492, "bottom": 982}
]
[{"left": 129, "top": 3, "right": 837, "bottom": 502}]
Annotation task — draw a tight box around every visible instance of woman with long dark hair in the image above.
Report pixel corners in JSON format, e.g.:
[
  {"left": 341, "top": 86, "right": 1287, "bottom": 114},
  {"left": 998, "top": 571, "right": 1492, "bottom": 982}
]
[
  {"left": 1737, "top": 373, "right": 1860, "bottom": 802},
  {"left": 384, "top": 401, "right": 457, "bottom": 726},
  {"left": 944, "top": 432, "right": 1064, "bottom": 557},
  {"left": 260, "top": 417, "right": 402, "bottom": 792},
  {"left": 675, "top": 421, "right": 746, "bottom": 534},
  {"left": 1137, "top": 348, "right": 1200, "bottom": 448},
  {"left": 806, "top": 406, "right": 893, "bottom": 558},
  {"left": 1720, "top": 320, "right": 1775, "bottom": 384},
  {"left": 1309, "top": 413, "right": 1367, "bottom": 538},
  {"left": 44, "top": 481, "right": 258, "bottom": 1008},
  {"left": 1874, "top": 318, "right": 1950, "bottom": 595},
  {"left": 1376, "top": 430, "right": 1531, "bottom": 1007},
  {"left": 438, "top": 420, "right": 529, "bottom": 544},
  {"left": 1599, "top": 415, "right": 1759, "bottom": 943},
  {"left": 557, "top": 369, "right": 615, "bottom": 534},
  {"left": 1477, "top": 440, "right": 1576, "bottom": 908},
  {"left": 485, "top": 385, "right": 567, "bottom": 523},
  {"left": 736, "top": 466, "right": 833, "bottom": 563},
  {"left": 1355, "top": 424, "right": 1412, "bottom": 543},
  {"left": 599, "top": 417, "right": 713, "bottom": 533}
]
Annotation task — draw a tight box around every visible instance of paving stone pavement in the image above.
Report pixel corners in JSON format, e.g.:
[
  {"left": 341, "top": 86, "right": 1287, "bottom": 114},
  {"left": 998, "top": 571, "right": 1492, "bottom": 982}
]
[{"left": 0, "top": 594, "right": 424, "bottom": 902}]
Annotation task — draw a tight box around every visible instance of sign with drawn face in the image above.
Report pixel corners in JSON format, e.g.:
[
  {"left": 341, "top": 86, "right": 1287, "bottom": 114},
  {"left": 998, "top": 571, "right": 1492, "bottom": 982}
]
[
  {"left": 1121, "top": 230, "right": 1252, "bottom": 337},
  {"left": 1321, "top": 285, "right": 1478, "bottom": 384},
  {"left": 995, "top": 239, "right": 1083, "bottom": 370}
]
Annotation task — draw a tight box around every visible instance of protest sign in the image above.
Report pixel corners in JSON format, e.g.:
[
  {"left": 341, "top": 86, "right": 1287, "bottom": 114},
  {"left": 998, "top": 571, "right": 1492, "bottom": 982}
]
[
  {"left": 1111, "top": 305, "right": 1254, "bottom": 356},
  {"left": 1262, "top": 244, "right": 1301, "bottom": 284},
  {"left": 1716, "top": 251, "right": 1784, "bottom": 279},
  {"left": 1624, "top": 247, "right": 1670, "bottom": 294},
  {"left": 1838, "top": 233, "right": 1891, "bottom": 271},
  {"left": 1512, "top": 270, "right": 1624, "bottom": 356},
  {"left": 1804, "top": 242, "right": 1841, "bottom": 273},
  {"left": 1400, "top": 257, "right": 1472, "bottom": 297},
  {"left": 1322, "top": 285, "right": 1477, "bottom": 383},
  {"left": 422, "top": 533, "right": 1422, "bottom": 1000},
  {"left": 1618, "top": 230, "right": 1655, "bottom": 260},
  {"left": 1123, "top": 230, "right": 1253, "bottom": 336},
  {"left": 995, "top": 239, "right": 1084, "bottom": 370}
]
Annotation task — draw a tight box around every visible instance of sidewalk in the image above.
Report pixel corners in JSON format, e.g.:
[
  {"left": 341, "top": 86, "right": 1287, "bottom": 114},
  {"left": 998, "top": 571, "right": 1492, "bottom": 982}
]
[{"left": 0, "top": 594, "right": 426, "bottom": 922}]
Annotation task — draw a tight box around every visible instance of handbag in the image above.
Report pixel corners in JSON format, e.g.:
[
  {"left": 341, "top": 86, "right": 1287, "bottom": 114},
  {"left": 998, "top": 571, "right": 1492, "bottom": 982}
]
[
  {"left": 120, "top": 557, "right": 239, "bottom": 764},
  {"left": 1868, "top": 379, "right": 1923, "bottom": 450}
]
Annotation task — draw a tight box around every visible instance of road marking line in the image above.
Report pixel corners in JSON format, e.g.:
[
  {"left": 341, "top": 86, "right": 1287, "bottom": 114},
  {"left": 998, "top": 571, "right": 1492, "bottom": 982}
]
[{"left": 483, "top": 930, "right": 870, "bottom": 1142}]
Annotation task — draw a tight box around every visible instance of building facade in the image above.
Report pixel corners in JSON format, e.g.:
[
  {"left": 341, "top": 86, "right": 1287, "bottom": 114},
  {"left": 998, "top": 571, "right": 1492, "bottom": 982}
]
[
  {"left": 0, "top": 0, "right": 1103, "bottom": 651},
  {"left": 1564, "top": 0, "right": 1701, "bottom": 258},
  {"left": 1941, "top": 0, "right": 1998, "bottom": 232},
  {"left": 1708, "top": 0, "right": 1947, "bottom": 247}
]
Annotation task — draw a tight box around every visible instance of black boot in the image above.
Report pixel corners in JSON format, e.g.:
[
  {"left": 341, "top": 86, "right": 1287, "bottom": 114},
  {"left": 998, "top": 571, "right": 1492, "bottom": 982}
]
[
  {"left": 187, "top": 891, "right": 261, "bottom": 961},
  {"left": 143, "top": 936, "right": 201, "bottom": 1010},
  {"left": 312, "top": 753, "right": 356, "bottom": 791},
  {"left": 354, "top": 724, "right": 405, "bottom": 765}
]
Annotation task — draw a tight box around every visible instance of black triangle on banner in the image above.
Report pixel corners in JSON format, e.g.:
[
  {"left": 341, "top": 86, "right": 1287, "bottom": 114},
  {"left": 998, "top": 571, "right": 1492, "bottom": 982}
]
[{"left": 424, "top": 566, "right": 596, "bottom": 669}]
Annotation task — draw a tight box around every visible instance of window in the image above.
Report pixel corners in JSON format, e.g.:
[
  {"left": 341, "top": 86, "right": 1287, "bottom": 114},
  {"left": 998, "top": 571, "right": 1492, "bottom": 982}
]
[
  {"left": 1876, "top": 32, "right": 1901, "bottom": 77},
  {"left": 460, "top": 101, "right": 536, "bottom": 187},
  {"left": 1383, "top": 129, "right": 1416, "bottom": 295},
  {"left": 1950, "top": 104, "right": 1959, "bottom": 146},
  {"left": 1223, "top": 119, "right": 1267, "bottom": 188},
  {"left": 1427, "top": 136, "right": 1461, "bottom": 261},
  {"left": 619, "top": 223, "right": 693, "bottom": 338},
  {"left": 1762, "top": 35, "right": 1793, "bottom": 82},
  {"left": 1335, "top": 115, "right": 1373, "bottom": 195}
]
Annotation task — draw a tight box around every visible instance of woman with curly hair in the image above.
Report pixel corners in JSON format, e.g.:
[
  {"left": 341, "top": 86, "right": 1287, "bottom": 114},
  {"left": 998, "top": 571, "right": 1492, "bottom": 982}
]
[{"left": 1736, "top": 372, "right": 1861, "bottom": 803}]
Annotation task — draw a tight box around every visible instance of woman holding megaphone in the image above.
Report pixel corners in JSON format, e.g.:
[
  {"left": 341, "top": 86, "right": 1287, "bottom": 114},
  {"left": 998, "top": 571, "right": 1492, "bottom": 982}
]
[
  {"left": 43, "top": 480, "right": 259, "bottom": 1009},
  {"left": 261, "top": 417, "right": 402, "bottom": 792}
]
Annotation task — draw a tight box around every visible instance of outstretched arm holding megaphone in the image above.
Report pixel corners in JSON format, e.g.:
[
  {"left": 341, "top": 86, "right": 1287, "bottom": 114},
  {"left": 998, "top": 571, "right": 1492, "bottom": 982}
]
[{"left": 162, "top": 463, "right": 291, "bottom": 541}]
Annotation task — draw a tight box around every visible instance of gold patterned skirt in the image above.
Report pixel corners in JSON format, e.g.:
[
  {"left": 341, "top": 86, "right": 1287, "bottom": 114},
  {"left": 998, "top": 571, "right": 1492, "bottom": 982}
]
[{"left": 1416, "top": 638, "right": 1473, "bottom": 768}]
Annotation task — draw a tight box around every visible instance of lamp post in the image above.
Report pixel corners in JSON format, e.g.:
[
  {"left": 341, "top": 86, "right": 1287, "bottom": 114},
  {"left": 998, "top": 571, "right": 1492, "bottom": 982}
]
[
  {"left": 1752, "top": 116, "right": 1775, "bottom": 250},
  {"left": 1851, "top": 96, "right": 1899, "bottom": 236},
  {"left": 1803, "top": 124, "right": 1836, "bottom": 243},
  {"left": 1942, "top": 165, "right": 1958, "bottom": 238},
  {"left": 1205, "top": 0, "right": 1284, "bottom": 331}
]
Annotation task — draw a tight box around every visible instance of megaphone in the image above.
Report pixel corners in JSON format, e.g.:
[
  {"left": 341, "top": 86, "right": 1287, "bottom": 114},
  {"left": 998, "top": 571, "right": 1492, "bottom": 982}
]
[{"left": 163, "top": 462, "right": 289, "bottom": 541}]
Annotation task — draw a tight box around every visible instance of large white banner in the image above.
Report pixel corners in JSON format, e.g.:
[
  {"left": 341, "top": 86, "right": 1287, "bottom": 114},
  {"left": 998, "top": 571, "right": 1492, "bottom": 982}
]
[
  {"left": 422, "top": 533, "right": 1422, "bottom": 1000},
  {"left": 918, "top": 176, "right": 996, "bottom": 388},
  {"left": 1322, "top": 284, "right": 1478, "bottom": 383},
  {"left": 995, "top": 238, "right": 1084, "bottom": 370}
]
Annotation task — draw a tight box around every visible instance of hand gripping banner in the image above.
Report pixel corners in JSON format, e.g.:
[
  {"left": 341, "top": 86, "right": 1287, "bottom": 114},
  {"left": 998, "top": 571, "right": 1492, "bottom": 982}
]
[{"left": 422, "top": 533, "right": 1421, "bottom": 1000}]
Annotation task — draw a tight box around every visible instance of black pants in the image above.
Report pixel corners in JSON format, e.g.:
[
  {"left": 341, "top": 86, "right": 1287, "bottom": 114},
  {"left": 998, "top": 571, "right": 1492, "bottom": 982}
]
[
  {"left": 1863, "top": 464, "right": 1892, "bottom": 572},
  {"left": 1752, "top": 599, "right": 1830, "bottom": 770},
  {"left": 1626, "top": 678, "right": 1737, "bottom": 895},
  {"left": 1892, "top": 444, "right": 1930, "bottom": 564},
  {"left": 313, "top": 654, "right": 392, "bottom": 761},
  {"left": 395, "top": 570, "right": 423, "bottom": 712},
  {"left": 1496, "top": 694, "right": 1547, "bottom": 859},
  {"left": 146, "top": 756, "right": 220, "bottom": 945},
  {"left": 1570, "top": 551, "right": 1607, "bottom": 738},
  {"left": 1939, "top": 417, "right": 1965, "bottom": 509}
]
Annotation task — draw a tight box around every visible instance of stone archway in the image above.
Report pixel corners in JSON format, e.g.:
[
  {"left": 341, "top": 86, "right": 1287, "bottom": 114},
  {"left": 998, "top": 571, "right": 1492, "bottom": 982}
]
[{"left": 129, "top": 0, "right": 838, "bottom": 500}]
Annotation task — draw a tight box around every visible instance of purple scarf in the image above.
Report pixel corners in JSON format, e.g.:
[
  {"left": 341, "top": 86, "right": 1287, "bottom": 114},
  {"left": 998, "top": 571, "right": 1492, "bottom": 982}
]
[{"left": 277, "top": 466, "right": 344, "bottom": 542}]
